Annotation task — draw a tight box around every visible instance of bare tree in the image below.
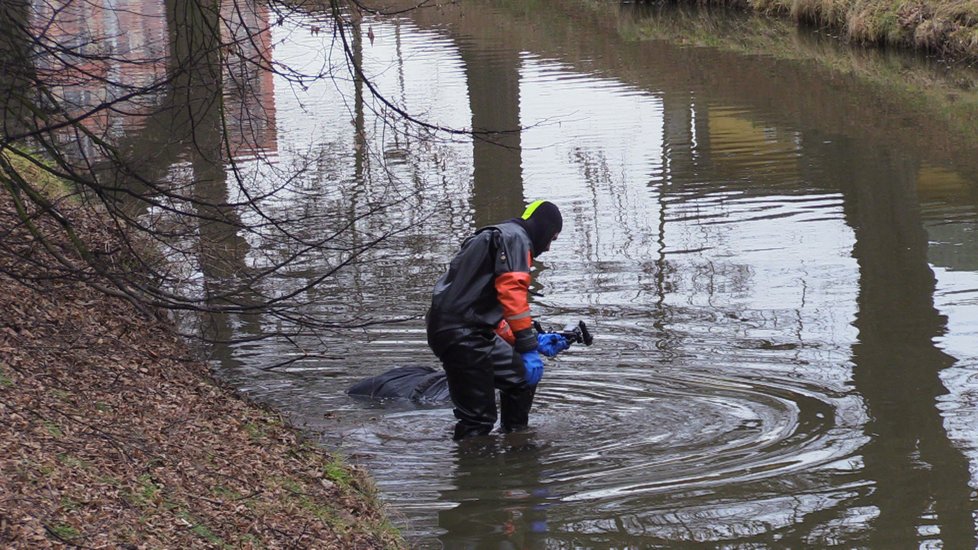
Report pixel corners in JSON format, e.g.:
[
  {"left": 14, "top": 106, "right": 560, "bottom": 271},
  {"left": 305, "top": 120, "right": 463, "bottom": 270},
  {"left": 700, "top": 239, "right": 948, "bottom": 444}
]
[{"left": 0, "top": 0, "right": 455, "bottom": 351}]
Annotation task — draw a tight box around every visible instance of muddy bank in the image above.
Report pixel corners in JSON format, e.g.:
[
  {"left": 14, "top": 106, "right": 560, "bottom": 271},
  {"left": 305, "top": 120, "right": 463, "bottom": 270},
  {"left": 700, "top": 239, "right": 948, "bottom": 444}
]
[{"left": 0, "top": 189, "right": 403, "bottom": 547}]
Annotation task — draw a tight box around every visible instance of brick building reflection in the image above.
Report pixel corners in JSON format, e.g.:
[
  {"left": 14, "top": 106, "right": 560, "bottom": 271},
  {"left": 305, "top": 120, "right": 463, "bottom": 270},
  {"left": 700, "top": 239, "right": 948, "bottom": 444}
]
[
  {"left": 31, "top": 0, "right": 277, "bottom": 161},
  {"left": 221, "top": 0, "right": 278, "bottom": 160}
]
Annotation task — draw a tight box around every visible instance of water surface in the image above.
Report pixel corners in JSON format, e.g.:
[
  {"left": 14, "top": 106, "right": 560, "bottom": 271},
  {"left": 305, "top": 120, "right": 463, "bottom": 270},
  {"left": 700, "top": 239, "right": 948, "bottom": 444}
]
[{"left": 97, "top": 0, "right": 978, "bottom": 546}]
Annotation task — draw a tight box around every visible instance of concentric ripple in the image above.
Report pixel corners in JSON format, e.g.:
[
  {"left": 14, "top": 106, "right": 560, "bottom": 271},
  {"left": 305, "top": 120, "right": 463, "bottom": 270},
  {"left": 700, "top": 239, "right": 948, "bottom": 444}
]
[{"left": 272, "top": 351, "right": 868, "bottom": 545}]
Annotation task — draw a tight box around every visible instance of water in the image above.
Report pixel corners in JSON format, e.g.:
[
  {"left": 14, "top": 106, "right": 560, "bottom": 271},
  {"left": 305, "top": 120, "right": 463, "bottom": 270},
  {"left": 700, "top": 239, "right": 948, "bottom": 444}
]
[{"left": 60, "top": 0, "right": 978, "bottom": 546}]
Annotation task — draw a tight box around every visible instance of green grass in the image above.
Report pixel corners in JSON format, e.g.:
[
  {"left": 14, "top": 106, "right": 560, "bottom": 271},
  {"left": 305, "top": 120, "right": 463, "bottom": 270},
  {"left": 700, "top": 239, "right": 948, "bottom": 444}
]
[
  {"left": 48, "top": 523, "right": 79, "bottom": 541},
  {"left": 49, "top": 388, "right": 70, "bottom": 400},
  {"left": 178, "top": 510, "right": 228, "bottom": 548},
  {"left": 1, "top": 148, "right": 76, "bottom": 201},
  {"left": 138, "top": 474, "right": 161, "bottom": 505},
  {"left": 42, "top": 420, "right": 63, "bottom": 438},
  {"left": 121, "top": 474, "right": 163, "bottom": 509},
  {"left": 323, "top": 454, "right": 355, "bottom": 488},
  {"left": 56, "top": 453, "right": 90, "bottom": 470},
  {"left": 702, "top": 0, "right": 977, "bottom": 59},
  {"left": 59, "top": 496, "right": 82, "bottom": 512},
  {"left": 243, "top": 422, "right": 266, "bottom": 442}
]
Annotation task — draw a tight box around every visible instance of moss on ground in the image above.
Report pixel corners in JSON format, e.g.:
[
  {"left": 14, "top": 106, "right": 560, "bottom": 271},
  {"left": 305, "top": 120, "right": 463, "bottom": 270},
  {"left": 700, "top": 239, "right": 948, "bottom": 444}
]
[{"left": 1, "top": 149, "right": 76, "bottom": 201}]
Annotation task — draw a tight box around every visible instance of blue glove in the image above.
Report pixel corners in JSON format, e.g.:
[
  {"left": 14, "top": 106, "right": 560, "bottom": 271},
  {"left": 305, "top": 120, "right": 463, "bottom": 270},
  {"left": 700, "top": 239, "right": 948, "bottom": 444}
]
[
  {"left": 537, "top": 333, "right": 569, "bottom": 357},
  {"left": 521, "top": 350, "right": 544, "bottom": 386}
]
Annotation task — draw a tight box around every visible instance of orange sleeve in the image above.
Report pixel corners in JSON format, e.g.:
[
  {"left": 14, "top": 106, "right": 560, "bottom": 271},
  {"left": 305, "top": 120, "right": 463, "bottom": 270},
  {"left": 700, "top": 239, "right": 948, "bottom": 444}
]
[{"left": 495, "top": 266, "right": 532, "bottom": 332}]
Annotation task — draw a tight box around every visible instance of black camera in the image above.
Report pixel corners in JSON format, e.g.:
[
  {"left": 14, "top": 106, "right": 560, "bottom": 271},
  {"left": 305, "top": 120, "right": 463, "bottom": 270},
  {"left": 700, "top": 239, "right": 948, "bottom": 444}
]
[{"left": 534, "top": 320, "right": 594, "bottom": 347}]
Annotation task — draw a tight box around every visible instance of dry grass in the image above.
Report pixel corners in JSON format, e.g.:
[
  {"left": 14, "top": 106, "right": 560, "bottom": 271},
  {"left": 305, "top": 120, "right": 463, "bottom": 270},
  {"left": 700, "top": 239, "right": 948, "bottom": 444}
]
[
  {"left": 656, "top": 0, "right": 978, "bottom": 59},
  {"left": 803, "top": 0, "right": 978, "bottom": 57},
  {"left": 793, "top": 0, "right": 856, "bottom": 28}
]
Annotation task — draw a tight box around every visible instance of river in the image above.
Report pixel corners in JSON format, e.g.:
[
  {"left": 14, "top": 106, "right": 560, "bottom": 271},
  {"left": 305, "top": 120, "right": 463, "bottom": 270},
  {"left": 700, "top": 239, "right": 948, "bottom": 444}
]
[{"left": 65, "top": 0, "right": 978, "bottom": 546}]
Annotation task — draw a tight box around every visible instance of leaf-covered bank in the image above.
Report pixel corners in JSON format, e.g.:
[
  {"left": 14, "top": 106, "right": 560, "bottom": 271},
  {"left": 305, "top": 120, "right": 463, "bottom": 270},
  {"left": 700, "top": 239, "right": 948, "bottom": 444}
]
[{"left": 0, "top": 184, "right": 403, "bottom": 547}]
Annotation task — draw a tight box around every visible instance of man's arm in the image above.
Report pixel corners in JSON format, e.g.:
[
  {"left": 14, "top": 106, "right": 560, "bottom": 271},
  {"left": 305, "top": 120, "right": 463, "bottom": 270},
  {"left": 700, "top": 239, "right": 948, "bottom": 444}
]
[{"left": 493, "top": 233, "right": 536, "bottom": 352}]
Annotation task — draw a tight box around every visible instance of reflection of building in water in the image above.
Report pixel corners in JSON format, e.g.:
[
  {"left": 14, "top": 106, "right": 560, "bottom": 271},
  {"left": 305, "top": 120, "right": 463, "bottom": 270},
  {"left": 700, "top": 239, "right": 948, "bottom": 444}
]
[
  {"left": 29, "top": 0, "right": 277, "bottom": 161},
  {"left": 221, "top": 0, "right": 277, "bottom": 160},
  {"left": 31, "top": 0, "right": 169, "bottom": 143}
]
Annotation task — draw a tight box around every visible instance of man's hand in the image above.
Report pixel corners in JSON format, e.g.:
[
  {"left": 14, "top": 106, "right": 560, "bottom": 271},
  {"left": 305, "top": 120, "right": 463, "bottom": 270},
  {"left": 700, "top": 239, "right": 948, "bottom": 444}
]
[
  {"left": 521, "top": 350, "right": 544, "bottom": 385},
  {"left": 536, "top": 333, "right": 569, "bottom": 357}
]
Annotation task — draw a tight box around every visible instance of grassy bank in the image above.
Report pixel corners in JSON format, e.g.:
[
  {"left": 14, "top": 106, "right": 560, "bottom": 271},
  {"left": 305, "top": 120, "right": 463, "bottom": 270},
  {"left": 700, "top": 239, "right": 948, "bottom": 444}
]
[
  {"left": 749, "top": 0, "right": 978, "bottom": 61},
  {"left": 637, "top": 0, "right": 978, "bottom": 62},
  {"left": 0, "top": 159, "right": 403, "bottom": 547}
]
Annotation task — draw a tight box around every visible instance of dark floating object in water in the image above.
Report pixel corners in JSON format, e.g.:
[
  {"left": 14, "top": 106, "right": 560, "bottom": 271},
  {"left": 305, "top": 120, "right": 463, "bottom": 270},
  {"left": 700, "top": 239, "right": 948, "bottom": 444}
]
[
  {"left": 347, "top": 365, "right": 451, "bottom": 402},
  {"left": 347, "top": 321, "right": 594, "bottom": 403}
]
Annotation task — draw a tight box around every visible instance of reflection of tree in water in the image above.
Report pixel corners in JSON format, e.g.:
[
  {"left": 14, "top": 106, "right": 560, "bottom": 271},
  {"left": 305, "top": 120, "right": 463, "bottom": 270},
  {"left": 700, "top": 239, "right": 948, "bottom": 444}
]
[
  {"left": 636, "top": 86, "right": 976, "bottom": 545},
  {"left": 0, "top": 0, "right": 34, "bottom": 140},
  {"left": 355, "top": 3, "right": 978, "bottom": 547},
  {"left": 720, "top": 133, "right": 978, "bottom": 547},
  {"left": 674, "top": 83, "right": 972, "bottom": 546},
  {"left": 457, "top": 37, "right": 524, "bottom": 228},
  {"left": 831, "top": 138, "right": 975, "bottom": 548},
  {"left": 1, "top": 0, "right": 452, "bottom": 356}
]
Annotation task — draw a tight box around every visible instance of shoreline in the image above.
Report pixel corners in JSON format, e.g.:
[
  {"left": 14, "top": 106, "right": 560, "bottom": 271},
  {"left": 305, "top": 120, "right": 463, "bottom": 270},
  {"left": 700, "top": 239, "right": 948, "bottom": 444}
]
[
  {"left": 641, "top": 0, "right": 978, "bottom": 63},
  {"left": 0, "top": 190, "right": 404, "bottom": 548}
]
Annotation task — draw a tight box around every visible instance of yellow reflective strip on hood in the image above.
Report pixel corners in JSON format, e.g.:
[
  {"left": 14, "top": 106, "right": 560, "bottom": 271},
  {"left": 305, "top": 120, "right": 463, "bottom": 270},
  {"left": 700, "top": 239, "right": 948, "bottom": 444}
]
[{"left": 521, "top": 200, "right": 545, "bottom": 220}]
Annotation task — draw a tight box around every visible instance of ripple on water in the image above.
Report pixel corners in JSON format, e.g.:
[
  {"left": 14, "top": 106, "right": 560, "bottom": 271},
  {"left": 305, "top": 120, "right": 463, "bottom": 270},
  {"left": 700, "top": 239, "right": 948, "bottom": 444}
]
[
  {"left": 322, "top": 355, "right": 866, "bottom": 543},
  {"left": 535, "top": 369, "right": 846, "bottom": 492}
]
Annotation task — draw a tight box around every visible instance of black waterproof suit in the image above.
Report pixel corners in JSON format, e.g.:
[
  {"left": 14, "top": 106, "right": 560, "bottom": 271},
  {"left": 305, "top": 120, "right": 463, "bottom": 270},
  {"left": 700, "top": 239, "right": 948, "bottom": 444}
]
[{"left": 426, "top": 220, "right": 540, "bottom": 440}]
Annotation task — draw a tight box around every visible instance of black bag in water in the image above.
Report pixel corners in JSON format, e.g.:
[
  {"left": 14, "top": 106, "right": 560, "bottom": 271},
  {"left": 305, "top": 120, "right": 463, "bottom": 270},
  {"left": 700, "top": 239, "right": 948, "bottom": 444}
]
[{"left": 346, "top": 365, "right": 450, "bottom": 403}]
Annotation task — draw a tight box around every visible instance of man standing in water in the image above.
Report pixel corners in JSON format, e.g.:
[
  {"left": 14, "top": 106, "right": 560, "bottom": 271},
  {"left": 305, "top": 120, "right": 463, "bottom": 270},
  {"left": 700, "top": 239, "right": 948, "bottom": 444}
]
[{"left": 427, "top": 200, "right": 567, "bottom": 440}]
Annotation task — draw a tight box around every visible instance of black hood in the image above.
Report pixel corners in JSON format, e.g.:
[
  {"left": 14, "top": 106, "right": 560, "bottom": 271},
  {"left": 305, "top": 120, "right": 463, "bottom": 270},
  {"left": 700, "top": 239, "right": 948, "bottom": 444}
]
[{"left": 515, "top": 200, "right": 562, "bottom": 256}]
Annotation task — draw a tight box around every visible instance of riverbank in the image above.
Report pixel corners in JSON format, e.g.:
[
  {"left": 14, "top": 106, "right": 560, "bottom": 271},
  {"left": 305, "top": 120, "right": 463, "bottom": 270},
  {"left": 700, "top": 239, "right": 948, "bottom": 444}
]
[
  {"left": 0, "top": 187, "right": 403, "bottom": 546},
  {"left": 648, "top": 0, "right": 978, "bottom": 62},
  {"left": 606, "top": 0, "right": 978, "bottom": 158},
  {"left": 752, "top": 0, "right": 978, "bottom": 62}
]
